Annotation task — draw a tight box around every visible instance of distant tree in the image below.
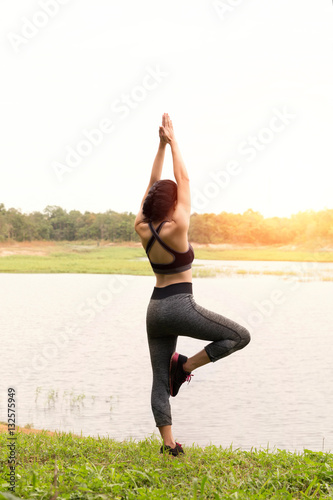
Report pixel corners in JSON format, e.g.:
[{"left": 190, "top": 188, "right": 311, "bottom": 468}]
[
  {"left": 43, "top": 206, "right": 70, "bottom": 240},
  {"left": 0, "top": 204, "right": 332, "bottom": 245}
]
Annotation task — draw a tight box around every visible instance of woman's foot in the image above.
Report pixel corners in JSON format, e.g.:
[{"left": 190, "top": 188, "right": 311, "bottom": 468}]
[
  {"left": 169, "top": 352, "right": 193, "bottom": 397},
  {"left": 160, "top": 442, "right": 185, "bottom": 457}
]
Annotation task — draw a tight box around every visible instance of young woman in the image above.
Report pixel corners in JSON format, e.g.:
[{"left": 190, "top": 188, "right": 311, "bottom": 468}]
[{"left": 134, "top": 113, "right": 251, "bottom": 456}]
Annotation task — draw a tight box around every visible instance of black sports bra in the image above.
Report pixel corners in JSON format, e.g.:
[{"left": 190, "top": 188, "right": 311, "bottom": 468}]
[{"left": 145, "top": 221, "right": 195, "bottom": 275}]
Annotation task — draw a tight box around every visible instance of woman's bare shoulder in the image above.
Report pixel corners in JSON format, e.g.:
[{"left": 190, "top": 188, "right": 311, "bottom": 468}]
[
  {"left": 135, "top": 221, "right": 149, "bottom": 239},
  {"left": 137, "top": 219, "right": 188, "bottom": 243}
]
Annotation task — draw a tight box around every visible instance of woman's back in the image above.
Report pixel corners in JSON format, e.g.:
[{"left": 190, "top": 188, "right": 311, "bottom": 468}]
[
  {"left": 136, "top": 219, "right": 194, "bottom": 286},
  {"left": 139, "top": 220, "right": 190, "bottom": 263}
]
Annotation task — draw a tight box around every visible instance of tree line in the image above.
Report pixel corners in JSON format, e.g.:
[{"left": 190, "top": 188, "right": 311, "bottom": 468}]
[{"left": 0, "top": 203, "right": 332, "bottom": 245}]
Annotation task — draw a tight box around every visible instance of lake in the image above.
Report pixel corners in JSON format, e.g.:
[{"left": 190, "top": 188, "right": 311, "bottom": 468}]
[{"left": 1, "top": 262, "right": 332, "bottom": 452}]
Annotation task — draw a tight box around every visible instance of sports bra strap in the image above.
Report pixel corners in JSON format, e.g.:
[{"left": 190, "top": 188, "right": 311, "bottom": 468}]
[
  {"left": 145, "top": 220, "right": 195, "bottom": 274},
  {"left": 145, "top": 221, "right": 168, "bottom": 255}
]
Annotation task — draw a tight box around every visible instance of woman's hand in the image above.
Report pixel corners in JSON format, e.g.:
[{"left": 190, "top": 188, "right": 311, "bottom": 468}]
[{"left": 159, "top": 113, "right": 175, "bottom": 144}]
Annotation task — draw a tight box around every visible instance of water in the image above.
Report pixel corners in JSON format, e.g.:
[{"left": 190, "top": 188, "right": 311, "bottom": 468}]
[{"left": 0, "top": 265, "right": 332, "bottom": 452}]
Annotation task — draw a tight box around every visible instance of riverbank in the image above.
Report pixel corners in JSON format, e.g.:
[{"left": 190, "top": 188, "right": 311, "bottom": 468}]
[
  {"left": 0, "top": 426, "right": 332, "bottom": 499},
  {"left": 0, "top": 241, "right": 333, "bottom": 275}
]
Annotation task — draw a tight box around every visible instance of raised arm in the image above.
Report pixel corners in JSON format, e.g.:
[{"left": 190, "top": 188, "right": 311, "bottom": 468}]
[
  {"left": 146, "top": 140, "right": 167, "bottom": 193},
  {"left": 134, "top": 121, "right": 167, "bottom": 228},
  {"left": 160, "top": 114, "right": 191, "bottom": 224}
]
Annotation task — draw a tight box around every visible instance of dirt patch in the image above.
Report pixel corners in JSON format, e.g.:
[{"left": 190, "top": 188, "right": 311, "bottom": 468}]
[
  {"left": 0, "top": 249, "right": 48, "bottom": 256},
  {"left": 191, "top": 243, "right": 243, "bottom": 250},
  {"left": 0, "top": 240, "right": 143, "bottom": 256},
  {"left": 103, "top": 241, "right": 141, "bottom": 247},
  {"left": 0, "top": 241, "right": 55, "bottom": 257},
  {"left": 0, "top": 424, "right": 80, "bottom": 437},
  {"left": 0, "top": 424, "right": 55, "bottom": 436}
]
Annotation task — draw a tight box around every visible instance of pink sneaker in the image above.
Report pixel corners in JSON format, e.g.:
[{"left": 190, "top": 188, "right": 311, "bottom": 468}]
[{"left": 169, "top": 352, "right": 193, "bottom": 397}]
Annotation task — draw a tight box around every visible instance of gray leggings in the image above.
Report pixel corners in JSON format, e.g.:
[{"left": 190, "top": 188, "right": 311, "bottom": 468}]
[{"left": 146, "top": 282, "right": 251, "bottom": 427}]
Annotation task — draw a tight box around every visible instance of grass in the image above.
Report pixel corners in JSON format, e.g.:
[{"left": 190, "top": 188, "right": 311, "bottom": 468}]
[
  {"left": 0, "top": 430, "right": 333, "bottom": 499},
  {"left": 0, "top": 242, "right": 333, "bottom": 275},
  {"left": 191, "top": 267, "right": 333, "bottom": 280},
  {"left": 193, "top": 248, "right": 333, "bottom": 263},
  {"left": 0, "top": 245, "right": 151, "bottom": 275}
]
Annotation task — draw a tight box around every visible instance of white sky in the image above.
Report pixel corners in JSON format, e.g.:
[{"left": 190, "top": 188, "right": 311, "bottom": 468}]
[{"left": 1, "top": 0, "right": 332, "bottom": 218}]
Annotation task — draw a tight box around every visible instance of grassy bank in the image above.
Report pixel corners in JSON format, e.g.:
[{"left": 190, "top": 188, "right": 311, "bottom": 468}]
[
  {"left": 0, "top": 245, "right": 149, "bottom": 275},
  {"left": 0, "top": 429, "right": 332, "bottom": 499},
  {"left": 193, "top": 248, "right": 333, "bottom": 263},
  {"left": 0, "top": 241, "right": 333, "bottom": 275}
]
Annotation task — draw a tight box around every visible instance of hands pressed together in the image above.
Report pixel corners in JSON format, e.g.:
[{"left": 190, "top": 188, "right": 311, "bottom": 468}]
[{"left": 159, "top": 113, "right": 175, "bottom": 145}]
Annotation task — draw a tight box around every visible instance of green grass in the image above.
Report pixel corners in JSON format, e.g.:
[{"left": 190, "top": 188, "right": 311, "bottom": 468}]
[
  {"left": 193, "top": 248, "right": 333, "bottom": 263},
  {"left": 0, "top": 246, "right": 152, "bottom": 275},
  {"left": 1, "top": 243, "right": 333, "bottom": 275},
  {"left": 191, "top": 267, "right": 333, "bottom": 280},
  {"left": 0, "top": 431, "right": 332, "bottom": 499}
]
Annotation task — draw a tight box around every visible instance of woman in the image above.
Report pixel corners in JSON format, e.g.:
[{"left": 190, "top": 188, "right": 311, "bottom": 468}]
[{"left": 134, "top": 113, "right": 251, "bottom": 456}]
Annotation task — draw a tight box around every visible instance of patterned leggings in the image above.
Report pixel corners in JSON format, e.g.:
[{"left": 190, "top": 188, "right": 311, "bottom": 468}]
[{"left": 146, "top": 282, "right": 251, "bottom": 427}]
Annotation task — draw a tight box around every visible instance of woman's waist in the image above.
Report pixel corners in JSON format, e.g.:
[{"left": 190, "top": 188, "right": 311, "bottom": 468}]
[
  {"left": 151, "top": 281, "right": 193, "bottom": 300},
  {"left": 154, "top": 268, "right": 192, "bottom": 288}
]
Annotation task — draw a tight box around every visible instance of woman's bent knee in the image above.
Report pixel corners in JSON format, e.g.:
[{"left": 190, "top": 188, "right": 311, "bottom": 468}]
[{"left": 238, "top": 326, "right": 251, "bottom": 349}]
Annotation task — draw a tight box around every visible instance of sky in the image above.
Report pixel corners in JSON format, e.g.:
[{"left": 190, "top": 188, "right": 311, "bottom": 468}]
[{"left": 1, "top": 0, "right": 332, "bottom": 218}]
